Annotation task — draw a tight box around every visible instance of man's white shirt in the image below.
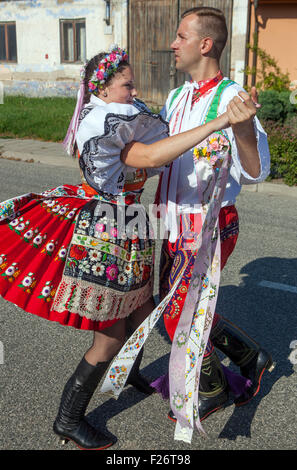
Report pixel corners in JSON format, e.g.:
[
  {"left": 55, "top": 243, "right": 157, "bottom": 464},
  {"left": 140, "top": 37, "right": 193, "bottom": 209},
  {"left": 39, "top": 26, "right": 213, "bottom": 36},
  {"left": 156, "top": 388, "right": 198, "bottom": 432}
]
[{"left": 160, "top": 79, "right": 271, "bottom": 214}]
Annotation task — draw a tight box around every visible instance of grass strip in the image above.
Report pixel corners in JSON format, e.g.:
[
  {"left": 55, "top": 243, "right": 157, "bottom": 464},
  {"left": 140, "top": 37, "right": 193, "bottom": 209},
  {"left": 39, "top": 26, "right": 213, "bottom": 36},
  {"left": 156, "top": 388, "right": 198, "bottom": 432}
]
[{"left": 0, "top": 96, "right": 76, "bottom": 142}]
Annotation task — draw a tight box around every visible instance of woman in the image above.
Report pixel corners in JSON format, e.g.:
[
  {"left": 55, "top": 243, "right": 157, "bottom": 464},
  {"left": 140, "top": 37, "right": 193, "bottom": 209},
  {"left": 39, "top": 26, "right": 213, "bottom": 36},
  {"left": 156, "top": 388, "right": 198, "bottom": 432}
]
[{"left": 0, "top": 46, "right": 229, "bottom": 450}]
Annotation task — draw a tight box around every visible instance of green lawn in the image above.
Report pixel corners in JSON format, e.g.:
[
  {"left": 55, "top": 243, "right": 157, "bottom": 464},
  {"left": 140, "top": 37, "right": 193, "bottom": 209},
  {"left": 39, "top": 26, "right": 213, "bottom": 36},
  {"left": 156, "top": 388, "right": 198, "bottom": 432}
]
[{"left": 0, "top": 96, "right": 76, "bottom": 142}]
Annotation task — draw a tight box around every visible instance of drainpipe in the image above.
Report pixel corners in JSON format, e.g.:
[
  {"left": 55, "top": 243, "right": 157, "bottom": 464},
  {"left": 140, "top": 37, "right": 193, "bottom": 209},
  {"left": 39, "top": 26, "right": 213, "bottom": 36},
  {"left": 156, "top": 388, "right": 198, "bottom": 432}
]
[
  {"left": 244, "top": 0, "right": 252, "bottom": 87},
  {"left": 252, "top": 0, "right": 259, "bottom": 87},
  {"left": 103, "top": 0, "right": 111, "bottom": 26}
]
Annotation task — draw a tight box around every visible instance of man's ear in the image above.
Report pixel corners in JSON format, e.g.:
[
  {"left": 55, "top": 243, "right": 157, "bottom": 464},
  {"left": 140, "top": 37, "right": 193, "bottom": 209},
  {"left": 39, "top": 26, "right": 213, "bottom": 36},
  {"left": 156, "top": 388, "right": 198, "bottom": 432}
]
[{"left": 200, "top": 37, "right": 214, "bottom": 55}]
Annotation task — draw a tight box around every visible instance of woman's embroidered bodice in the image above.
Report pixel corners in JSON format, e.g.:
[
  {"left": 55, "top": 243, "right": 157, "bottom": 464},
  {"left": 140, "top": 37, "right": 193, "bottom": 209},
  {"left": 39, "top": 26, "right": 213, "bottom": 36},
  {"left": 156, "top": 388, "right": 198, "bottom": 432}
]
[{"left": 75, "top": 95, "right": 168, "bottom": 197}]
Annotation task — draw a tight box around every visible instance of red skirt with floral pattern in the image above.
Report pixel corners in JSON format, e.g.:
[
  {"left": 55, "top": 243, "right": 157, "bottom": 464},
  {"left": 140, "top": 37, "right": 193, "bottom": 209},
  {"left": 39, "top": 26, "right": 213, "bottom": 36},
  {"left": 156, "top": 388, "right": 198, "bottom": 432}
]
[{"left": 0, "top": 184, "right": 154, "bottom": 331}]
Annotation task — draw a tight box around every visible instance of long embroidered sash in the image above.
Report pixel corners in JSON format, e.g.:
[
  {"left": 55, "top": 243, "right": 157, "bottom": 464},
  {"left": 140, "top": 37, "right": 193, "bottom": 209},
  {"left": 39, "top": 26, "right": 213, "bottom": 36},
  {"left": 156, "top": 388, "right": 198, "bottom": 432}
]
[
  {"left": 170, "top": 137, "right": 231, "bottom": 442},
  {"left": 100, "top": 80, "right": 234, "bottom": 444},
  {"left": 168, "top": 80, "right": 234, "bottom": 442}
]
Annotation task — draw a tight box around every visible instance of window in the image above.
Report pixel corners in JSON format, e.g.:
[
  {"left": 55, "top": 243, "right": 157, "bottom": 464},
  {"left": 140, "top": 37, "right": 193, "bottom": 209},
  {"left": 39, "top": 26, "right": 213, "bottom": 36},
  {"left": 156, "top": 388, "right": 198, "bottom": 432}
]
[
  {"left": 0, "top": 22, "right": 17, "bottom": 62},
  {"left": 60, "top": 19, "right": 86, "bottom": 63}
]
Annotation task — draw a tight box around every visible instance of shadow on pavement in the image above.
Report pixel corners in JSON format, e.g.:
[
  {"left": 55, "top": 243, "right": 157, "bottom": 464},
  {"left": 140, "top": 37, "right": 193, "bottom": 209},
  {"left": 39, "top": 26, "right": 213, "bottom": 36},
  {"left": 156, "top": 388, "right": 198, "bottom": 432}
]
[
  {"left": 217, "top": 256, "right": 297, "bottom": 439},
  {"left": 88, "top": 257, "right": 297, "bottom": 442}
]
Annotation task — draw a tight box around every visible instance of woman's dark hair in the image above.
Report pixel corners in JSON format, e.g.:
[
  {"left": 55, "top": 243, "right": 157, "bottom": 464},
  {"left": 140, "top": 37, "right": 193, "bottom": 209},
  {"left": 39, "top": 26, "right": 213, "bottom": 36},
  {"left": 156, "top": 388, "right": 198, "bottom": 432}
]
[{"left": 82, "top": 53, "right": 130, "bottom": 104}]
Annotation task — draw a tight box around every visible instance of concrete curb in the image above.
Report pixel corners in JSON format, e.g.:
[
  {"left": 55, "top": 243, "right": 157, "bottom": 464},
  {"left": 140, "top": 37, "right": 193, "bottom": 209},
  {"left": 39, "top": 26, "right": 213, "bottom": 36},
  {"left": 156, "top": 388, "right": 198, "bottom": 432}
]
[
  {"left": 0, "top": 138, "right": 78, "bottom": 169},
  {"left": 239, "top": 181, "right": 297, "bottom": 198},
  {"left": 1, "top": 138, "right": 296, "bottom": 198}
]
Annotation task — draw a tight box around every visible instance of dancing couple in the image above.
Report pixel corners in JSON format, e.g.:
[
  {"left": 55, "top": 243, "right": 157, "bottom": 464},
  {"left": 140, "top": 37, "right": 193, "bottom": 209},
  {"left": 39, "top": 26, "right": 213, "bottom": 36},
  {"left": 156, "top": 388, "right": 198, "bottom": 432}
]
[{"left": 0, "top": 6, "right": 272, "bottom": 449}]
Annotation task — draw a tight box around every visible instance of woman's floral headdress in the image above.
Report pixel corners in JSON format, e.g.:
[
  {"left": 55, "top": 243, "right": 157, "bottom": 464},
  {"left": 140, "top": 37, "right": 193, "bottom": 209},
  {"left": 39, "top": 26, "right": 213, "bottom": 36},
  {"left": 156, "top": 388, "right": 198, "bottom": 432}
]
[
  {"left": 62, "top": 45, "right": 129, "bottom": 157},
  {"left": 87, "top": 45, "right": 129, "bottom": 94}
]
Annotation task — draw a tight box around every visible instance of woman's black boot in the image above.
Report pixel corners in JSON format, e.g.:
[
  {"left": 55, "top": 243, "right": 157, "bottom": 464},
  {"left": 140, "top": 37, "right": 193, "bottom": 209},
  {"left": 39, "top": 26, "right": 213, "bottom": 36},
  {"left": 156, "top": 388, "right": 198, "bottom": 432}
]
[
  {"left": 210, "top": 316, "right": 274, "bottom": 406},
  {"left": 126, "top": 347, "right": 155, "bottom": 395},
  {"left": 168, "top": 348, "right": 229, "bottom": 423},
  {"left": 53, "top": 357, "right": 115, "bottom": 450}
]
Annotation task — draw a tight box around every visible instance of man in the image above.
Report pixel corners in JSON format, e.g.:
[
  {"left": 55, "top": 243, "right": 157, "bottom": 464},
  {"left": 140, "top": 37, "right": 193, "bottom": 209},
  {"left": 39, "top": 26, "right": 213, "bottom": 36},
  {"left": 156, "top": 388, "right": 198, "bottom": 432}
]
[{"left": 157, "top": 7, "right": 273, "bottom": 423}]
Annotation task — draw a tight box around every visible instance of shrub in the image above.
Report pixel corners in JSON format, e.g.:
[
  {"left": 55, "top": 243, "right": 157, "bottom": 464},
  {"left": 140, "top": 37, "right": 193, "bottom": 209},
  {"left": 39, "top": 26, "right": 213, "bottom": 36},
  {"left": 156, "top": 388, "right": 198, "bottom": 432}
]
[
  {"left": 257, "top": 90, "right": 297, "bottom": 123},
  {"left": 263, "top": 121, "right": 297, "bottom": 186}
]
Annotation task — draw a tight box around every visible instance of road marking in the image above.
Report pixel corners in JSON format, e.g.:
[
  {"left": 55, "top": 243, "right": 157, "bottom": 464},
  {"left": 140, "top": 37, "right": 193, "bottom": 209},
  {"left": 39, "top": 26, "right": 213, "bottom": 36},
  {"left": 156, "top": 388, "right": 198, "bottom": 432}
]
[{"left": 259, "top": 280, "right": 297, "bottom": 294}]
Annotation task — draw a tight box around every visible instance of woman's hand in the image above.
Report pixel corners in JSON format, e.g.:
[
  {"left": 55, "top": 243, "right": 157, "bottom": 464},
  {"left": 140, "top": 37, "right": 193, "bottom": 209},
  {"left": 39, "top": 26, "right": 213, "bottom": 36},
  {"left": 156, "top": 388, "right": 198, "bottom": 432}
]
[{"left": 121, "top": 113, "right": 232, "bottom": 168}]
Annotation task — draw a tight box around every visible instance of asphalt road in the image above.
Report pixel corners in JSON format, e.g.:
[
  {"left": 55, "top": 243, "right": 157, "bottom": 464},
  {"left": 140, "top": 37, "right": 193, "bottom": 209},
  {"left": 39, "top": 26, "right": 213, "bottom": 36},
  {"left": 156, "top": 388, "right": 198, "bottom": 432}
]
[{"left": 0, "top": 158, "right": 296, "bottom": 453}]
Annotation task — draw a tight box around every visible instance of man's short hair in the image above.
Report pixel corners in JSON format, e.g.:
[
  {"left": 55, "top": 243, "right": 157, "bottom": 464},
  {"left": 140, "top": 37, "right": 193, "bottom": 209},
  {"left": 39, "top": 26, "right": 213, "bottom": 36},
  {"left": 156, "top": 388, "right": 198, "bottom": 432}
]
[{"left": 182, "top": 7, "right": 228, "bottom": 58}]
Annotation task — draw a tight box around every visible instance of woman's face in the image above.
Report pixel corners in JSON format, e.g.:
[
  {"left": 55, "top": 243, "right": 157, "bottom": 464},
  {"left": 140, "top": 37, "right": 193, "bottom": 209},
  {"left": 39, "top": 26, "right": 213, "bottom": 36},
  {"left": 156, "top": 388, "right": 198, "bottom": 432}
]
[{"left": 99, "top": 65, "right": 137, "bottom": 105}]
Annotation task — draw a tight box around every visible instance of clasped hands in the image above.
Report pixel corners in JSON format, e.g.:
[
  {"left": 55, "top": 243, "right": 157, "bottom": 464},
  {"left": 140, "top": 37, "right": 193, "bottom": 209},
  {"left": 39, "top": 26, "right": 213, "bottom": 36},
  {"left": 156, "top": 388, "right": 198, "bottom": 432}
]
[{"left": 217, "top": 87, "right": 259, "bottom": 135}]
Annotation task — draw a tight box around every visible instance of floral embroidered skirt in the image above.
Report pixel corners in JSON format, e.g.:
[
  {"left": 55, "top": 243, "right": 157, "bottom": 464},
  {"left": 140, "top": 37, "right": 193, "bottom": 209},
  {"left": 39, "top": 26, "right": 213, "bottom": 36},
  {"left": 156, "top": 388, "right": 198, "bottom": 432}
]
[{"left": 0, "top": 184, "right": 154, "bottom": 331}]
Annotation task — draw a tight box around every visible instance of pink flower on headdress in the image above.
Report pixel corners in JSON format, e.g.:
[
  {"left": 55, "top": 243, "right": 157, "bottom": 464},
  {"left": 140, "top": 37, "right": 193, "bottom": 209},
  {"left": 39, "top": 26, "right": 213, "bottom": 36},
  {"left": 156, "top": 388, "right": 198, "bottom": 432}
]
[
  {"left": 88, "top": 81, "right": 96, "bottom": 91},
  {"left": 109, "top": 53, "right": 117, "bottom": 62},
  {"left": 96, "top": 70, "right": 105, "bottom": 81}
]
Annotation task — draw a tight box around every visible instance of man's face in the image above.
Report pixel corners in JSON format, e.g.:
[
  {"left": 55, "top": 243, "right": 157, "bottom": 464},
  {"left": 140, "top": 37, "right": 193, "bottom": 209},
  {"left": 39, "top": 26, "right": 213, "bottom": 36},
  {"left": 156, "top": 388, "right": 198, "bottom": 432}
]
[{"left": 171, "top": 14, "right": 203, "bottom": 74}]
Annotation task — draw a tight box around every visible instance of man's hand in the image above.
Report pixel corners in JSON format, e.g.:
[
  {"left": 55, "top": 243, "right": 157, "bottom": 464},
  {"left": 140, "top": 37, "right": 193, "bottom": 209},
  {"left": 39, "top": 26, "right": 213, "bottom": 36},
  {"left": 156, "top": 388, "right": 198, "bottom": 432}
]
[
  {"left": 251, "top": 86, "right": 261, "bottom": 109},
  {"left": 227, "top": 91, "right": 257, "bottom": 133},
  {"left": 227, "top": 91, "right": 260, "bottom": 178}
]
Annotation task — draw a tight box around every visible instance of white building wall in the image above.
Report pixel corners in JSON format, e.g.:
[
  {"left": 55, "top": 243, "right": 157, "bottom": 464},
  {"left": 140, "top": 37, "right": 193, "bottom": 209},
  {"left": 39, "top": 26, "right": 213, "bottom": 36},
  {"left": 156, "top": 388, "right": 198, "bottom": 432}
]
[
  {"left": 230, "top": 0, "right": 249, "bottom": 87},
  {"left": 0, "top": 0, "right": 128, "bottom": 96}
]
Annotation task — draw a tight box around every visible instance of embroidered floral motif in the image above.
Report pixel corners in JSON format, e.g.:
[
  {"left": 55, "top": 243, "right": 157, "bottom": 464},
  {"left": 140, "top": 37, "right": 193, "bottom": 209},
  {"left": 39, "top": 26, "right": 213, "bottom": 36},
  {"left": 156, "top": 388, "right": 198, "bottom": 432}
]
[
  {"left": 32, "top": 233, "right": 47, "bottom": 248},
  {"left": 18, "top": 272, "right": 37, "bottom": 293},
  {"left": 109, "top": 365, "right": 128, "bottom": 391},
  {"left": 0, "top": 254, "right": 8, "bottom": 271},
  {"left": 172, "top": 392, "right": 185, "bottom": 411},
  {"left": 91, "top": 263, "right": 105, "bottom": 277},
  {"left": 78, "top": 259, "right": 91, "bottom": 274},
  {"left": 106, "top": 264, "right": 119, "bottom": 281},
  {"left": 176, "top": 331, "right": 188, "bottom": 348},
  {"left": 69, "top": 245, "right": 88, "bottom": 260},
  {"left": 193, "top": 134, "right": 230, "bottom": 170},
  {"left": 38, "top": 281, "right": 56, "bottom": 302},
  {"left": 95, "top": 222, "right": 105, "bottom": 234},
  {"left": 2, "top": 262, "right": 21, "bottom": 282},
  {"left": 54, "top": 246, "right": 68, "bottom": 262},
  {"left": 124, "top": 327, "right": 145, "bottom": 352},
  {"left": 209, "top": 284, "right": 217, "bottom": 299},
  {"left": 186, "top": 348, "right": 196, "bottom": 377},
  {"left": 0, "top": 200, "right": 17, "bottom": 221},
  {"left": 42, "top": 240, "right": 58, "bottom": 256},
  {"left": 23, "top": 228, "right": 38, "bottom": 242}
]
